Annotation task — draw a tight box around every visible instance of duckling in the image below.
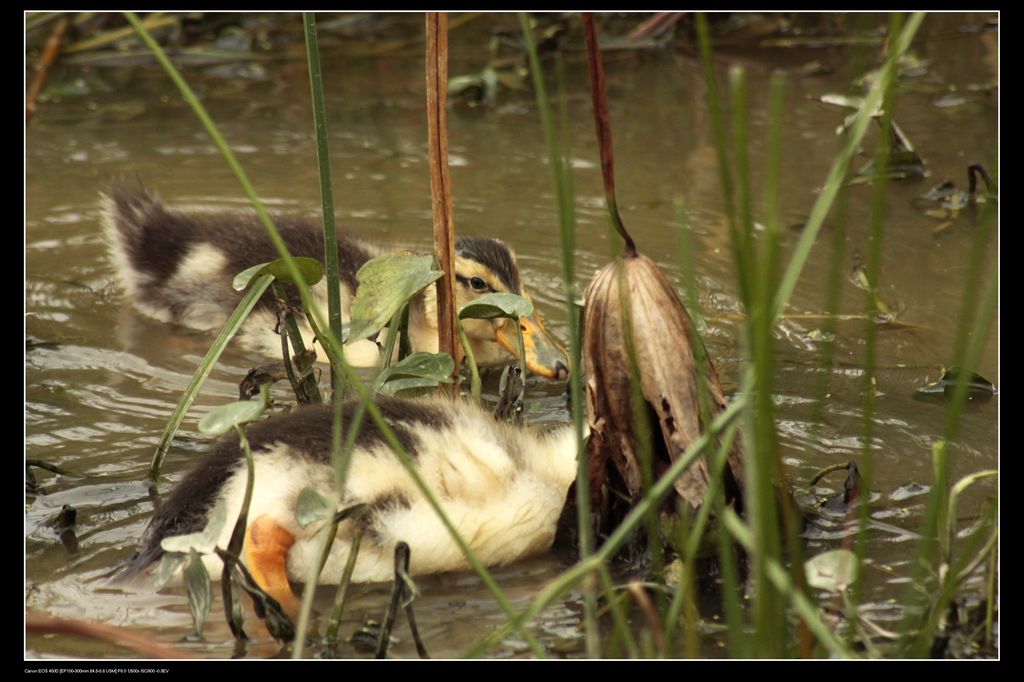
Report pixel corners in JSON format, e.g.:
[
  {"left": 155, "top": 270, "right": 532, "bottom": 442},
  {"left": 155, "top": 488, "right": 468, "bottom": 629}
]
[
  {"left": 101, "top": 185, "right": 568, "bottom": 379},
  {"left": 118, "top": 395, "right": 579, "bottom": 615}
]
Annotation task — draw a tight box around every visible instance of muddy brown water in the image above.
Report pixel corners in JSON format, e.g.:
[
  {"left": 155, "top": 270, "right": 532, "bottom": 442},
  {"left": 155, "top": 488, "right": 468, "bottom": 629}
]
[{"left": 26, "top": 13, "right": 997, "bottom": 659}]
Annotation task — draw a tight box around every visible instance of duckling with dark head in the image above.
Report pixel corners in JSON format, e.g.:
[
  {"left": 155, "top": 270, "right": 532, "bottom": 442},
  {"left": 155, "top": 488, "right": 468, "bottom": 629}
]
[{"left": 101, "top": 185, "right": 568, "bottom": 379}]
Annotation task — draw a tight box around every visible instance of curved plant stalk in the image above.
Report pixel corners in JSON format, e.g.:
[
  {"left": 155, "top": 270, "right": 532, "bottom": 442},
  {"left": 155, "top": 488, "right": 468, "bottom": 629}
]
[
  {"left": 456, "top": 319, "right": 481, "bottom": 402},
  {"left": 325, "top": 529, "right": 363, "bottom": 653},
  {"left": 149, "top": 274, "right": 273, "bottom": 481},
  {"left": 942, "top": 470, "right": 998, "bottom": 581},
  {"left": 425, "top": 12, "right": 460, "bottom": 389},
  {"left": 129, "top": 13, "right": 543, "bottom": 657},
  {"left": 222, "top": 422, "right": 257, "bottom": 641},
  {"left": 519, "top": 12, "right": 596, "bottom": 658}
]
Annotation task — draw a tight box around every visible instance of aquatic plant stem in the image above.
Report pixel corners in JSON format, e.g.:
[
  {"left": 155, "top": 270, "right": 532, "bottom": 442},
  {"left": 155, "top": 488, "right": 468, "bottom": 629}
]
[
  {"left": 464, "top": 395, "right": 748, "bottom": 658},
  {"left": 129, "top": 14, "right": 539, "bottom": 655},
  {"left": 425, "top": 12, "right": 461, "bottom": 391},
  {"left": 519, "top": 12, "right": 598, "bottom": 659}
]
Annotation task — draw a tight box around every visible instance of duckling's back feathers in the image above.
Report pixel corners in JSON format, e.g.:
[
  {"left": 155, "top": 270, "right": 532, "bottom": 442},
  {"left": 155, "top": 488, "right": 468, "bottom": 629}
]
[
  {"left": 120, "top": 396, "right": 577, "bottom": 585},
  {"left": 102, "top": 184, "right": 378, "bottom": 342}
]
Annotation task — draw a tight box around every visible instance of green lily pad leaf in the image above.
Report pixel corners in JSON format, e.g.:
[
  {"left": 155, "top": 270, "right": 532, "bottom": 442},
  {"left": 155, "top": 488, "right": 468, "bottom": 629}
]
[
  {"left": 458, "top": 292, "right": 533, "bottom": 320},
  {"left": 232, "top": 257, "right": 324, "bottom": 291},
  {"left": 184, "top": 548, "right": 212, "bottom": 636},
  {"left": 295, "top": 486, "right": 334, "bottom": 529},
  {"left": 805, "top": 549, "right": 859, "bottom": 592},
  {"left": 161, "top": 501, "right": 228, "bottom": 555},
  {"left": 914, "top": 367, "right": 997, "bottom": 403},
  {"left": 373, "top": 352, "right": 454, "bottom": 395},
  {"left": 198, "top": 400, "right": 266, "bottom": 436},
  {"left": 153, "top": 552, "right": 186, "bottom": 590},
  {"left": 348, "top": 253, "right": 442, "bottom": 343}
]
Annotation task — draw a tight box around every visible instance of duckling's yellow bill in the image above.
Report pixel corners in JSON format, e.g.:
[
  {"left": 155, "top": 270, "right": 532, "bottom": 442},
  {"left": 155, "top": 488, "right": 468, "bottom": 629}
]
[{"left": 495, "top": 312, "right": 569, "bottom": 380}]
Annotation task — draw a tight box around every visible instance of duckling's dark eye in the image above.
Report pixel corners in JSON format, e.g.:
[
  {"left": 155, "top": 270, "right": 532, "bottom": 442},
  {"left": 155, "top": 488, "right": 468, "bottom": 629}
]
[{"left": 470, "top": 276, "right": 488, "bottom": 292}]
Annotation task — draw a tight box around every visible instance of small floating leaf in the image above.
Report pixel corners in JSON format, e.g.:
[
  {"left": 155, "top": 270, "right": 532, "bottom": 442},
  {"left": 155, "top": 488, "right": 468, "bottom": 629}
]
[
  {"left": 232, "top": 257, "right": 324, "bottom": 291},
  {"left": 295, "top": 486, "right": 334, "bottom": 529},
  {"left": 914, "top": 367, "right": 997, "bottom": 403},
  {"left": 933, "top": 92, "right": 969, "bottom": 108},
  {"left": 348, "top": 253, "right": 442, "bottom": 343},
  {"left": 805, "top": 549, "right": 859, "bottom": 592},
  {"left": 184, "top": 548, "right": 212, "bottom": 637},
  {"left": 458, "top": 292, "right": 533, "bottom": 320},
  {"left": 373, "top": 352, "right": 454, "bottom": 396},
  {"left": 922, "top": 180, "right": 956, "bottom": 202},
  {"left": 153, "top": 552, "right": 187, "bottom": 590},
  {"left": 198, "top": 400, "right": 266, "bottom": 436}
]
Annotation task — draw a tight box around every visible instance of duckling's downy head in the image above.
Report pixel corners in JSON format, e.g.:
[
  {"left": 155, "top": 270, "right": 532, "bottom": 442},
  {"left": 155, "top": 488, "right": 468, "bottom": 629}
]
[{"left": 411, "top": 236, "right": 569, "bottom": 380}]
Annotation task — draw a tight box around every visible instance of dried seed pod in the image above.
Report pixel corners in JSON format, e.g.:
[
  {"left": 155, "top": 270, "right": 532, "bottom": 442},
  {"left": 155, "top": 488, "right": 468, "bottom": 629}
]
[{"left": 582, "top": 251, "right": 744, "bottom": 523}]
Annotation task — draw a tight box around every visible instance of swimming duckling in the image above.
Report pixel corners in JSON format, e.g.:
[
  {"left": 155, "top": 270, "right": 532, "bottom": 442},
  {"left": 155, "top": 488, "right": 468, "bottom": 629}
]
[
  {"left": 101, "top": 185, "right": 568, "bottom": 379},
  {"left": 118, "top": 396, "right": 579, "bottom": 615}
]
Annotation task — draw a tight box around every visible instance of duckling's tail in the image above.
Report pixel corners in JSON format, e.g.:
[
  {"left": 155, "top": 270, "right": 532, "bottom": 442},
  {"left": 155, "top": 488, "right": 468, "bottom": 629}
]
[{"left": 100, "top": 183, "right": 187, "bottom": 303}]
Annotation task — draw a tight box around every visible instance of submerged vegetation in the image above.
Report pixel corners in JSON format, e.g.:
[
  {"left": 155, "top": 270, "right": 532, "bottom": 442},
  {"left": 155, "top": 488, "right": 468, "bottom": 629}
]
[{"left": 25, "top": 12, "right": 997, "bottom": 660}]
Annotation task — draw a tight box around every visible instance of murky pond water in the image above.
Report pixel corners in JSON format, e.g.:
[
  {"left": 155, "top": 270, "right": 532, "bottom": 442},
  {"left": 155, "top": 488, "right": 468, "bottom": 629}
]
[{"left": 26, "top": 13, "right": 997, "bottom": 659}]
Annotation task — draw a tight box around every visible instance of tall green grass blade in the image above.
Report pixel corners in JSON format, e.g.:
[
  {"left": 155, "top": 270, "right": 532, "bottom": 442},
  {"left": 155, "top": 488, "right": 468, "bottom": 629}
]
[
  {"left": 519, "top": 11, "right": 596, "bottom": 659},
  {"left": 768, "top": 12, "right": 925, "bottom": 325},
  {"left": 149, "top": 273, "right": 272, "bottom": 481},
  {"left": 302, "top": 13, "right": 344, "bottom": 396},
  {"left": 721, "top": 508, "right": 856, "bottom": 658},
  {"left": 851, "top": 15, "right": 901, "bottom": 627},
  {"left": 464, "top": 395, "right": 747, "bottom": 658},
  {"left": 124, "top": 12, "right": 335, "bottom": 366},
  {"left": 131, "top": 13, "right": 537, "bottom": 655}
]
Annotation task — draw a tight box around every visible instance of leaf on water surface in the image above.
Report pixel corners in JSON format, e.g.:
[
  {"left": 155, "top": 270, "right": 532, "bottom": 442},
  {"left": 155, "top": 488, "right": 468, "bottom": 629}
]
[
  {"left": 347, "top": 253, "right": 441, "bottom": 343},
  {"left": 805, "top": 549, "right": 859, "bottom": 592},
  {"left": 914, "top": 367, "right": 997, "bottom": 403},
  {"left": 184, "top": 548, "right": 212, "bottom": 637}
]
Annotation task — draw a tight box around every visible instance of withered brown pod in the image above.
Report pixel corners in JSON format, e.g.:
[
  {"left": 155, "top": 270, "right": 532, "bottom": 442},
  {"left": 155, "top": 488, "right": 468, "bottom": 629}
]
[{"left": 582, "top": 250, "right": 744, "bottom": 524}]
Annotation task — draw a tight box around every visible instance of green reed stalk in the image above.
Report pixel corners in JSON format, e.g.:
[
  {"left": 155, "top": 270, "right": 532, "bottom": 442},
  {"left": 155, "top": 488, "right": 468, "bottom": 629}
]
[
  {"left": 303, "top": 13, "right": 345, "bottom": 396},
  {"left": 129, "top": 14, "right": 541, "bottom": 657},
  {"left": 149, "top": 274, "right": 272, "bottom": 481},
  {"left": 464, "top": 395, "right": 748, "bottom": 658},
  {"left": 125, "top": 13, "right": 320, "bottom": 330},
  {"left": 768, "top": 13, "right": 924, "bottom": 326},
  {"left": 898, "top": 261, "right": 997, "bottom": 657},
  {"left": 518, "top": 12, "right": 599, "bottom": 658},
  {"left": 850, "top": 13, "right": 902, "bottom": 631},
  {"left": 721, "top": 509, "right": 855, "bottom": 658}
]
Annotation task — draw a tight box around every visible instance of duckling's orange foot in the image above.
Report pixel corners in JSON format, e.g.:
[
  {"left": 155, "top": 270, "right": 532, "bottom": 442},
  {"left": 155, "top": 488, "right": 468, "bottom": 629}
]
[{"left": 245, "top": 515, "right": 300, "bottom": 617}]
